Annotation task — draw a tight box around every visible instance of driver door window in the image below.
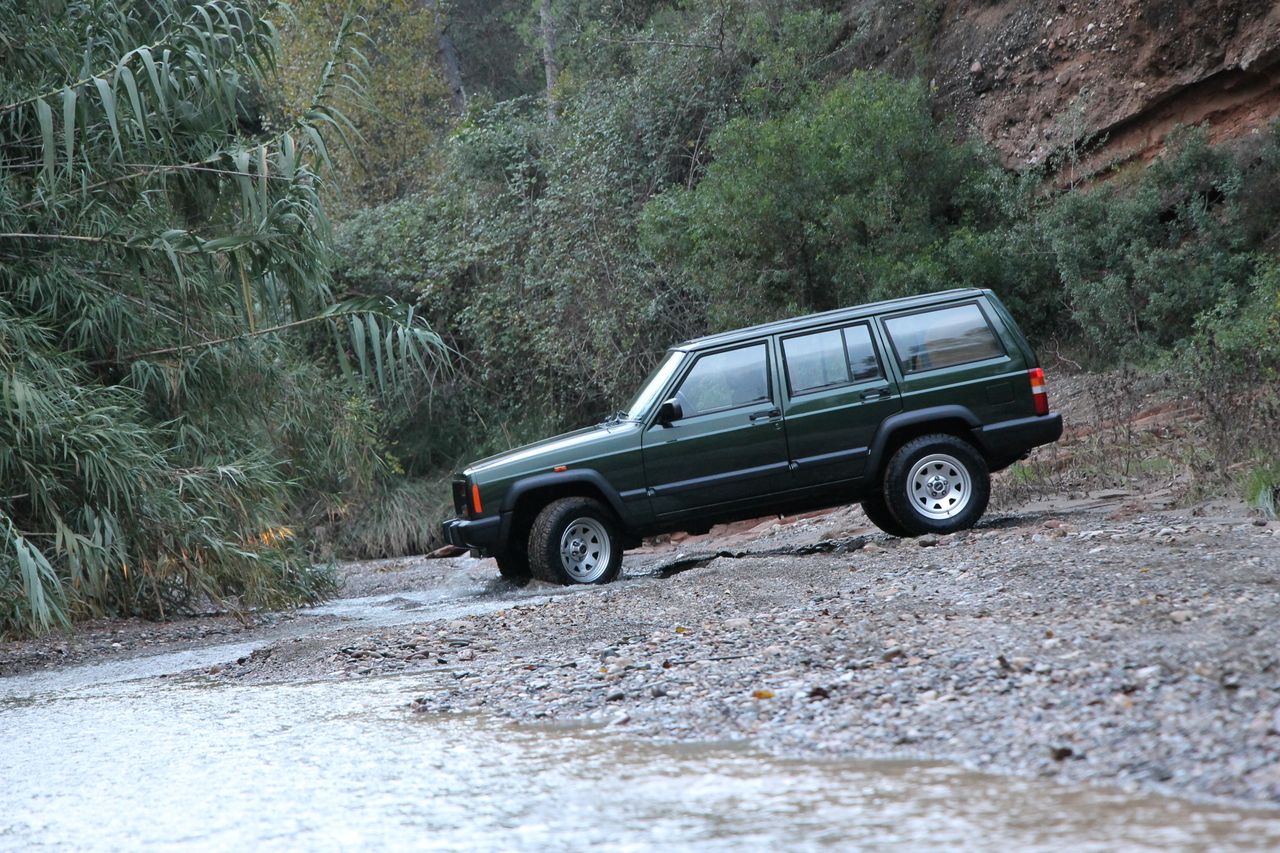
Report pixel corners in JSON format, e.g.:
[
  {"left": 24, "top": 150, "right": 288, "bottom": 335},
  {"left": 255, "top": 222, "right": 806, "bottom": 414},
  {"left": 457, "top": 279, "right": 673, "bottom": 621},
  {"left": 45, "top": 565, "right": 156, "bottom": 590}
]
[{"left": 673, "top": 344, "right": 770, "bottom": 418}]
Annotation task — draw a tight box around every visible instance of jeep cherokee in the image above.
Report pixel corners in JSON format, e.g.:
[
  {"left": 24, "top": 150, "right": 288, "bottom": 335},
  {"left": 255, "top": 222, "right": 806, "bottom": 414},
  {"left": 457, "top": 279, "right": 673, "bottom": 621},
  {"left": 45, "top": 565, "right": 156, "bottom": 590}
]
[{"left": 443, "top": 288, "right": 1063, "bottom": 585}]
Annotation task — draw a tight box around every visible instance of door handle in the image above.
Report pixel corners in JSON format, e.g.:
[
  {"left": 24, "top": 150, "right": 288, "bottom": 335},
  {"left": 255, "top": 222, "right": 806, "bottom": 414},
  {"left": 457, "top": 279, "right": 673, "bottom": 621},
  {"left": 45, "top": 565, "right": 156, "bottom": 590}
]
[
  {"left": 748, "top": 408, "right": 781, "bottom": 422},
  {"left": 860, "top": 388, "right": 891, "bottom": 401}
]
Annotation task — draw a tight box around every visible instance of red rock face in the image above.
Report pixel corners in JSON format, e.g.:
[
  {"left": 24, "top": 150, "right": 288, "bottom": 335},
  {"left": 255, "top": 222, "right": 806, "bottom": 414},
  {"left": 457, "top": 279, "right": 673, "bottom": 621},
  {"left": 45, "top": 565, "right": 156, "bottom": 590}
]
[{"left": 848, "top": 0, "right": 1280, "bottom": 170}]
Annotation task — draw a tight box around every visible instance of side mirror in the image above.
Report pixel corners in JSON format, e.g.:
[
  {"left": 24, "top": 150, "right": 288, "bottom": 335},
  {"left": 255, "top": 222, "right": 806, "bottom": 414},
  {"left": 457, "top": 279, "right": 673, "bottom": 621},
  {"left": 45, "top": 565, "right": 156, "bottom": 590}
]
[{"left": 656, "top": 398, "right": 683, "bottom": 426}]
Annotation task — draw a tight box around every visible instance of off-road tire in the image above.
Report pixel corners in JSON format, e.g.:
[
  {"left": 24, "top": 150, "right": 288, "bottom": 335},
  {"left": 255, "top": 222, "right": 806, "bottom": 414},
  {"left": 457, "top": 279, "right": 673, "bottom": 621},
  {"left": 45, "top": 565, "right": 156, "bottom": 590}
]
[
  {"left": 860, "top": 491, "right": 912, "bottom": 538},
  {"left": 494, "top": 551, "right": 531, "bottom": 586},
  {"left": 883, "top": 434, "right": 990, "bottom": 536},
  {"left": 527, "top": 497, "right": 623, "bottom": 585}
]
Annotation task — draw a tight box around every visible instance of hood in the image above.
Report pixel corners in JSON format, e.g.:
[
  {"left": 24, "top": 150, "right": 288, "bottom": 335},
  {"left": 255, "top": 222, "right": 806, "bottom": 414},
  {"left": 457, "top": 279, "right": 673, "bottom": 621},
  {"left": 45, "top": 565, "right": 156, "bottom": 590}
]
[{"left": 463, "top": 421, "right": 638, "bottom": 477}]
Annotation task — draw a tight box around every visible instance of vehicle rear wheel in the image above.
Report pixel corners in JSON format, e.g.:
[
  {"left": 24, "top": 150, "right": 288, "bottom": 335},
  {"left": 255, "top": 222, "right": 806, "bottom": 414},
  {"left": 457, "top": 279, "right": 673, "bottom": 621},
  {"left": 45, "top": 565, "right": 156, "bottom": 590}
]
[
  {"left": 860, "top": 491, "right": 912, "bottom": 538},
  {"left": 494, "top": 551, "right": 531, "bottom": 586},
  {"left": 884, "top": 434, "right": 990, "bottom": 535},
  {"left": 528, "top": 497, "right": 623, "bottom": 585}
]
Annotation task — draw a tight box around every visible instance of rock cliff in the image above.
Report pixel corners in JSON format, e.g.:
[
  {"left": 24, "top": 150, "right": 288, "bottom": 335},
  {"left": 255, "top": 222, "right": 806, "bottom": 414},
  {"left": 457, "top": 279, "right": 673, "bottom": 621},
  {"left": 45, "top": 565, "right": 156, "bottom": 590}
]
[{"left": 849, "top": 0, "right": 1280, "bottom": 170}]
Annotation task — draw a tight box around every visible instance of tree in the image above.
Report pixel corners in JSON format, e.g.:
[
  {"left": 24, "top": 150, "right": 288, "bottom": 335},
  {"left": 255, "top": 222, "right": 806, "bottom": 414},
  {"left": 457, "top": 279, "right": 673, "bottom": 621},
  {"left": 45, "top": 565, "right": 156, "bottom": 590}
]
[
  {"left": 277, "top": 0, "right": 454, "bottom": 206},
  {"left": 0, "top": 0, "right": 445, "bottom": 634},
  {"left": 642, "top": 74, "right": 1035, "bottom": 329}
]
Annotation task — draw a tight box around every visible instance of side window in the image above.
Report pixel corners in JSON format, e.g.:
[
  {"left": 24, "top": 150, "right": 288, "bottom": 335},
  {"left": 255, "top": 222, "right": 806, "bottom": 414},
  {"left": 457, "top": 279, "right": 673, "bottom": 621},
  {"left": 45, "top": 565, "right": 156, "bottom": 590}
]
[
  {"left": 884, "top": 304, "right": 1005, "bottom": 374},
  {"left": 674, "top": 344, "right": 770, "bottom": 417},
  {"left": 783, "top": 329, "right": 847, "bottom": 393},
  {"left": 783, "top": 323, "right": 883, "bottom": 394},
  {"left": 843, "top": 325, "right": 882, "bottom": 382}
]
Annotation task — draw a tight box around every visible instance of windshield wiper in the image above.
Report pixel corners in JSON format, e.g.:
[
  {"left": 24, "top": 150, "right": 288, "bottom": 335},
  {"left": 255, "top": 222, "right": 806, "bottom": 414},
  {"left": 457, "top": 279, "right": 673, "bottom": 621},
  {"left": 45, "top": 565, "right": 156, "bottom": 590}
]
[{"left": 601, "top": 410, "right": 630, "bottom": 425}]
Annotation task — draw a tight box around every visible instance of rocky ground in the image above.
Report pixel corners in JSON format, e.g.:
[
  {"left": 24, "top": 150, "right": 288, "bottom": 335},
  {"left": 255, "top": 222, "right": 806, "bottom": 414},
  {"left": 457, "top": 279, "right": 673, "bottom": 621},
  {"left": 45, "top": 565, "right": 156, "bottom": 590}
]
[{"left": 193, "top": 497, "right": 1280, "bottom": 808}]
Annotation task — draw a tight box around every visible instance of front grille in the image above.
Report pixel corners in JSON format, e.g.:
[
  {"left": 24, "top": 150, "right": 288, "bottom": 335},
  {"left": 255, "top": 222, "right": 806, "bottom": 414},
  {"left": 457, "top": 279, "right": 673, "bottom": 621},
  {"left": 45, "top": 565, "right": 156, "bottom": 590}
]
[{"left": 451, "top": 479, "right": 468, "bottom": 518}]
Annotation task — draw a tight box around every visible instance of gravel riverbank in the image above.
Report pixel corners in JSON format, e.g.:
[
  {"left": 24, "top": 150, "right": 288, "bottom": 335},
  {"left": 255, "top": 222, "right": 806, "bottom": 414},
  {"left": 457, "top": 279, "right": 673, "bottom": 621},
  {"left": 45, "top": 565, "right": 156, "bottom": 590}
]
[
  {"left": 213, "top": 499, "right": 1280, "bottom": 808},
  {"left": 5, "top": 489, "right": 1277, "bottom": 810}
]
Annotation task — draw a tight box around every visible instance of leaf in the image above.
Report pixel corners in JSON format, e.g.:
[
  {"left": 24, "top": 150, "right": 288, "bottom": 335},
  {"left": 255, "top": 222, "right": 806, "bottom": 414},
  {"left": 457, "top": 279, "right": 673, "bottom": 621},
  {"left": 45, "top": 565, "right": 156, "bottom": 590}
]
[
  {"left": 93, "top": 77, "right": 122, "bottom": 157},
  {"left": 61, "top": 87, "right": 77, "bottom": 165},
  {"left": 366, "top": 313, "right": 385, "bottom": 393},
  {"left": 137, "top": 47, "right": 166, "bottom": 113},
  {"left": 752, "top": 689, "right": 775, "bottom": 700},
  {"left": 35, "top": 96, "right": 54, "bottom": 179},
  {"left": 119, "top": 65, "right": 145, "bottom": 137}
]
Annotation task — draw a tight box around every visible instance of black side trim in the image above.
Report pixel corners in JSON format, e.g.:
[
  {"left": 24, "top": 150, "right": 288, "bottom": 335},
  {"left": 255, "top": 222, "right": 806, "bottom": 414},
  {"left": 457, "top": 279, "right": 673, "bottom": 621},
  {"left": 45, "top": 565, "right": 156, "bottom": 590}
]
[
  {"left": 619, "top": 488, "right": 648, "bottom": 502},
  {"left": 792, "top": 446, "right": 869, "bottom": 470},
  {"left": 651, "top": 460, "right": 790, "bottom": 497}
]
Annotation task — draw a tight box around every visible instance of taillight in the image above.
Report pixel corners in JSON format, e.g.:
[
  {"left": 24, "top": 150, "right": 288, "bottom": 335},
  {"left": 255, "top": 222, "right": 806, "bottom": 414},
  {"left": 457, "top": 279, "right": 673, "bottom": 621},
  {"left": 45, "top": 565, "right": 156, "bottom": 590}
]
[
  {"left": 1028, "top": 367, "right": 1049, "bottom": 416},
  {"left": 471, "top": 482, "right": 484, "bottom": 516}
]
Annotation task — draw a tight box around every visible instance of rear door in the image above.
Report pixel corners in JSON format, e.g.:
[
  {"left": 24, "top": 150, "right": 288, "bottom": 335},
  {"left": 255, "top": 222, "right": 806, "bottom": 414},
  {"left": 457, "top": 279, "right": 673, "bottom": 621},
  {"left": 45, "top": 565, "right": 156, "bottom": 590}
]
[
  {"left": 642, "top": 342, "right": 791, "bottom": 520},
  {"left": 779, "top": 321, "right": 902, "bottom": 489}
]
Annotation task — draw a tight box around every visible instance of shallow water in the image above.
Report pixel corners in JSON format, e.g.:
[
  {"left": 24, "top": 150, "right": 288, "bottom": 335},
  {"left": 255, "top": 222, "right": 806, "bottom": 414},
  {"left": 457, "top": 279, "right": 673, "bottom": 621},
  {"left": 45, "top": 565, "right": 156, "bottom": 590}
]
[{"left": 2, "top": 671, "right": 1278, "bottom": 852}]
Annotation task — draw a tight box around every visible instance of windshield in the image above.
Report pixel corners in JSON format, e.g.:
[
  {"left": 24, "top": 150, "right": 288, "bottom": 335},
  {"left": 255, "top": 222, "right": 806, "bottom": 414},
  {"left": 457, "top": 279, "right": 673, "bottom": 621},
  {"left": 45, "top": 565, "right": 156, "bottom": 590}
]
[{"left": 623, "top": 351, "right": 685, "bottom": 420}]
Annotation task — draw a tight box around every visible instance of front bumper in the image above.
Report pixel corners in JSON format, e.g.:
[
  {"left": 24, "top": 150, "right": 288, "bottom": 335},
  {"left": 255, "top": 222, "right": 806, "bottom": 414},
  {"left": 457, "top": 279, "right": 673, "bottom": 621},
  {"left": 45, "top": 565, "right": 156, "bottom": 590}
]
[{"left": 441, "top": 515, "right": 502, "bottom": 555}]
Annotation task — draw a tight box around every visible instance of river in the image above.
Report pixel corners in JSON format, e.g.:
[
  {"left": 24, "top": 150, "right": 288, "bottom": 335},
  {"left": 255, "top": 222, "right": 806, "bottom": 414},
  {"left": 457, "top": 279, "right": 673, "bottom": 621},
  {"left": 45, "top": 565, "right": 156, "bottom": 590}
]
[{"left": 2, "top": 638, "right": 1278, "bottom": 852}]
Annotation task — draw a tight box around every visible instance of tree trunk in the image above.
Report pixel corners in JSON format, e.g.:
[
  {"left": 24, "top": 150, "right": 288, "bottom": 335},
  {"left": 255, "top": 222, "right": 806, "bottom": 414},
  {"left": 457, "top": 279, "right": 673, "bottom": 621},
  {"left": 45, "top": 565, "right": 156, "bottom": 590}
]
[
  {"left": 539, "top": 0, "right": 560, "bottom": 120},
  {"left": 429, "top": 0, "right": 466, "bottom": 115},
  {"left": 437, "top": 26, "right": 466, "bottom": 114}
]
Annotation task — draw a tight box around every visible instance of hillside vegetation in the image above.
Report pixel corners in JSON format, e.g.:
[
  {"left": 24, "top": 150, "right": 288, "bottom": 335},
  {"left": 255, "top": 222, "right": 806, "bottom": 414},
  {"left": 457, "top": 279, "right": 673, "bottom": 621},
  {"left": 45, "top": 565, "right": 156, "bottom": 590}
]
[{"left": 326, "top": 0, "right": 1280, "bottom": 536}]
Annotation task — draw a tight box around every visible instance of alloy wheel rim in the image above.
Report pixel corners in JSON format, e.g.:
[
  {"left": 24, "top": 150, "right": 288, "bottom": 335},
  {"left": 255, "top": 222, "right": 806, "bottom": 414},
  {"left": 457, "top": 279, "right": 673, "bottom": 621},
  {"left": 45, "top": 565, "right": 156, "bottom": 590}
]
[
  {"left": 908, "top": 453, "right": 972, "bottom": 520},
  {"left": 559, "top": 517, "right": 611, "bottom": 582}
]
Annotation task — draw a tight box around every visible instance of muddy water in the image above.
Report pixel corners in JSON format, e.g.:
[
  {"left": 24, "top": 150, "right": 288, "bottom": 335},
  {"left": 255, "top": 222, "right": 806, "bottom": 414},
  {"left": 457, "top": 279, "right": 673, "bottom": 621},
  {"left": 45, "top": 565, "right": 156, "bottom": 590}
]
[{"left": 2, "top": 670, "right": 1278, "bottom": 852}]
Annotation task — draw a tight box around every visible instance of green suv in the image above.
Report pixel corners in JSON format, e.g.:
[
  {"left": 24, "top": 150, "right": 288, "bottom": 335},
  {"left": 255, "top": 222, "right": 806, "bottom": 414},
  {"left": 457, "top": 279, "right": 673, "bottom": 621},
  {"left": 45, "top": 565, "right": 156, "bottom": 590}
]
[{"left": 443, "top": 288, "right": 1062, "bottom": 585}]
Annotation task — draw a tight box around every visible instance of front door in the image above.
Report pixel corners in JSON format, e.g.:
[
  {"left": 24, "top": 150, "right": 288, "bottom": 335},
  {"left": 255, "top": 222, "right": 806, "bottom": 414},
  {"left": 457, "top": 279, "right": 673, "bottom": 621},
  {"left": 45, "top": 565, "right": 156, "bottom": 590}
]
[{"left": 642, "top": 342, "right": 790, "bottom": 520}]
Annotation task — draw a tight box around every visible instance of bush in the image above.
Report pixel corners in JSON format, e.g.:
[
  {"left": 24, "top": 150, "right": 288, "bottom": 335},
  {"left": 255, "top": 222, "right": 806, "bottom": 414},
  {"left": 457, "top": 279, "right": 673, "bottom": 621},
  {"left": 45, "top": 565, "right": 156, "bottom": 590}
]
[
  {"left": 1048, "top": 126, "right": 1280, "bottom": 360},
  {"left": 641, "top": 73, "right": 1059, "bottom": 334}
]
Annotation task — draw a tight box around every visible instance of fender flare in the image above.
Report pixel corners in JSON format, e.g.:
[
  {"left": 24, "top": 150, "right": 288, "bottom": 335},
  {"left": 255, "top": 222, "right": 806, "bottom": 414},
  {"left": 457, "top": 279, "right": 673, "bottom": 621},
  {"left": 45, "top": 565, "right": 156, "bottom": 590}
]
[
  {"left": 497, "top": 470, "right": 629, "bottom": 549},
  {"left": 865, "top": 405, "right": 981, "bottom": 476}
]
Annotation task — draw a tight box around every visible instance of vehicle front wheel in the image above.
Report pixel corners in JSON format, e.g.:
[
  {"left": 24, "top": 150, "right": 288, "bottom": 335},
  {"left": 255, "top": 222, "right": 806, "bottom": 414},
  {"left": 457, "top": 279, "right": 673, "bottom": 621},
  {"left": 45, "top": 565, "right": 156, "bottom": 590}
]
[
  {"left": 528, "top": 497, "right": 623, "bottom": 585},
  {"left": 883, "top": 434, "right": 990, "bottom": 536}
]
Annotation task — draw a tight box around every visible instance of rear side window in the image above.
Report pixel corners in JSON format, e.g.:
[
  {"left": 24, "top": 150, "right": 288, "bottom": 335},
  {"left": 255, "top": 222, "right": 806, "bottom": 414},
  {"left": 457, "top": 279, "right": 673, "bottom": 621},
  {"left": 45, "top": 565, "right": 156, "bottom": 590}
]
[
  {"left": 884, "top": 304, "right": 1005, "bottom": 374},
  {"left": 843, "top": 325, "right": 881, "bottom": 382},
  {"left": 675, "top": 344, "right": 770, "bottom": 417},
  {"left": 783, "top": 323, "right": 883, "bottom": 394}
]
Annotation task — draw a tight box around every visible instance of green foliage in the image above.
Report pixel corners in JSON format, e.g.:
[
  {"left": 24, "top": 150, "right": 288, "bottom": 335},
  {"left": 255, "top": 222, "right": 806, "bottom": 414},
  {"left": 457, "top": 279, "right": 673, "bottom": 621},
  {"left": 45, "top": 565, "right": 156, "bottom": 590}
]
[
  {"left": 642, "top": 73, "right": 1056, "bottom": 332},
  {"left": 338, "top": 476, "right": 452, "bottom": 558},
  {"left": 334, "top": 0, "right": 810, "bottom": 451},
  {"left": 0, "top": 0, "right": 444, "bottom": 634},
  {"left": 1047, "top": 127, "right": 1280, "bottom": 360},
  {"left": 276, "top": 0, "right": 452, "bottom": 208}
]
